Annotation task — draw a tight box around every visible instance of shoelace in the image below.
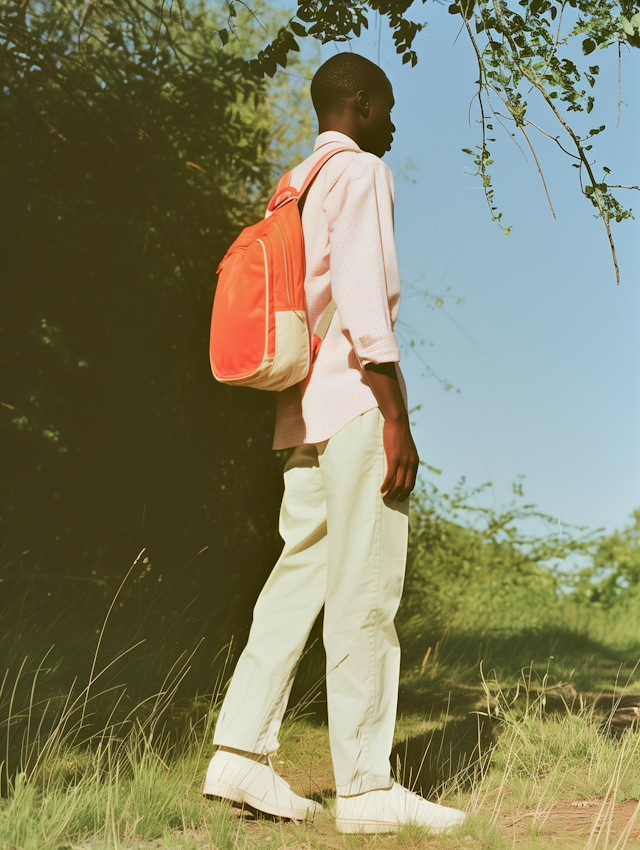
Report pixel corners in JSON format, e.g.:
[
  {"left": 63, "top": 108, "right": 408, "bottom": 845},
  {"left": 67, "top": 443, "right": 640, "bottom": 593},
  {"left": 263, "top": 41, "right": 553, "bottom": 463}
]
[{"left": 396, "top": 783, "right": 430, "bottom": 814}]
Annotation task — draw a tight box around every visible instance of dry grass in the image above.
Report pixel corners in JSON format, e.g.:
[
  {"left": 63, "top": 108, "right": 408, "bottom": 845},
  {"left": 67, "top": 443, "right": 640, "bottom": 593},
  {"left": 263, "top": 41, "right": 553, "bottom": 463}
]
[
  {"left": 2, "top": 556, "right": 640, "bottom": 849},
  {"left": 1, "top": 658, "right": 639, "bottom": 850}
]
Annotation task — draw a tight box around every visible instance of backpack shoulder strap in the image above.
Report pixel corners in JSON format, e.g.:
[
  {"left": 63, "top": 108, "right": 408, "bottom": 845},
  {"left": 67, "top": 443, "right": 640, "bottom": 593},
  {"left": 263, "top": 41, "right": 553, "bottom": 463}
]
[
  {"left": 315, "top": 299, "right": 337, "bottom": 342},
  {"left": 298, "top": 145, "right": 354, "bottom": 197},
  {"left": 265, "top": 146, "right": 356, "bottom": 364},
  {"left": 309, "top": 298, "right": 338, "bottom": 366},
  {"left": 267, "top": 145, "right": 356, "bottom": 213}
]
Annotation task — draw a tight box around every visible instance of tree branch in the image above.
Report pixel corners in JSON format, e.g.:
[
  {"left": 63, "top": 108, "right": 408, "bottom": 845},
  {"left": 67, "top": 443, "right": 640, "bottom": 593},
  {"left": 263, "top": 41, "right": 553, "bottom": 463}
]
[
  {"left": 519, "top": 124, "right": 556, "bottom": 219},
  {"left": 518, "top": 62, "right": 620, "bottom": 285}
]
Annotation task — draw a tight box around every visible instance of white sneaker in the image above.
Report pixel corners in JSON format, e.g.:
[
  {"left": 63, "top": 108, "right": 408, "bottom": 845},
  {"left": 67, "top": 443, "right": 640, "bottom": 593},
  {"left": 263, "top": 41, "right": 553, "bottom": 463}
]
[
  {"left": 202, "top": 749, "right": 323, "bottom": 822},
  {"left": 336, "top": 781, "right": 467, "bottom": 834}
]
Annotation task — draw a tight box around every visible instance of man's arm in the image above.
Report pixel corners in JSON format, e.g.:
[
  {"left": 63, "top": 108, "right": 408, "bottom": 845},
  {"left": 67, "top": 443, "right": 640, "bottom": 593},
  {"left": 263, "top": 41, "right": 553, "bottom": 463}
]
[
  {"left": 364, "top": 362, "right": 419, "bottom": 503},
  {"left": 327, "top": 157, "right": 418, "bottom": 501}
]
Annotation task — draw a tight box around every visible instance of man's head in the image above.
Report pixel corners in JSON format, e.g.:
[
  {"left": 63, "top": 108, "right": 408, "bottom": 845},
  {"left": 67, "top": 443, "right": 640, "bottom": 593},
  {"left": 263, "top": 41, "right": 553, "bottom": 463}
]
[{"left": 311, "top": 53, "right": 395, "bottom": 158}]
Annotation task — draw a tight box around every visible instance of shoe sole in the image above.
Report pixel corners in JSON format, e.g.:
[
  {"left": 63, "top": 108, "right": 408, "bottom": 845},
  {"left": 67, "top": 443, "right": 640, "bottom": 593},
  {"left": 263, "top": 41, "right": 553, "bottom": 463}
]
[
  {"left": 336, "top": 818, "right": 456, "bottom": 835},
  {"left": 202, "top": 779, "right": 309, "bottom": 822}
]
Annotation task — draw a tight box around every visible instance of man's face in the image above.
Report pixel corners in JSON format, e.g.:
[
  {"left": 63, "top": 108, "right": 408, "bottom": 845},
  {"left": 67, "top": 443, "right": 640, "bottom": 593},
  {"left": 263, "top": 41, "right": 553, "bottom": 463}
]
[{"left": 360, "top": 80, "right": 395, "bottom": 158}]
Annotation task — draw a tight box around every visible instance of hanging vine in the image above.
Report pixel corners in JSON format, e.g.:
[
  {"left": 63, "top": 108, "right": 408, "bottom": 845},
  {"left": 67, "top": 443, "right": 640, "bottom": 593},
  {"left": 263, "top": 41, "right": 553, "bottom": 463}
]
[{"left": 225, "top": 0, "right": 640, "bottom": 284}]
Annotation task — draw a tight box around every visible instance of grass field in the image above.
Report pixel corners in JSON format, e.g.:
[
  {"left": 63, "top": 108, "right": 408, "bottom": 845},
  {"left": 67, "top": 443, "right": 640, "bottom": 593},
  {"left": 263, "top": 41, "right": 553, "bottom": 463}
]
[
  {"left": 2, "top": 599, "right": 640, "bottom": 850},
  {"left": 2, "top": 495, "right": 639, "bottom": 849}
]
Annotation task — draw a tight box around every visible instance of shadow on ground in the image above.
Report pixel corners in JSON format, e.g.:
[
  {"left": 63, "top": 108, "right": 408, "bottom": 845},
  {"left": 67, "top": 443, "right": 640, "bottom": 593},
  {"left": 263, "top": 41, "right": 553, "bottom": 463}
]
[
  {"left": 288, "top": 619, "right": 640, "bottom": 733},
  {"left": 397, "top": 626, "right": 640, "bottom": 694},
  {"left": 391, "top": 713, "right": 495, "bottom": 799}
]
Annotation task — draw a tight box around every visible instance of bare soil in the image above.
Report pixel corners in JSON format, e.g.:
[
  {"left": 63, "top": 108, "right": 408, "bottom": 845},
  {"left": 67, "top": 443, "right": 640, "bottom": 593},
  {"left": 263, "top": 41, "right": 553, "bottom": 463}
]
[{"left": 500, "top": 797, "right": 640, "bottom": 846}]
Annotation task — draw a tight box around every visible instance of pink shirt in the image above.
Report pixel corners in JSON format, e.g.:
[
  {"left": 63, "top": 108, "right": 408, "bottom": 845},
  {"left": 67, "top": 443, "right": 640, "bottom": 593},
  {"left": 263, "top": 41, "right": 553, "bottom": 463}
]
[{"left": 272, "top": 131, "right": 408, "bottom": 450}]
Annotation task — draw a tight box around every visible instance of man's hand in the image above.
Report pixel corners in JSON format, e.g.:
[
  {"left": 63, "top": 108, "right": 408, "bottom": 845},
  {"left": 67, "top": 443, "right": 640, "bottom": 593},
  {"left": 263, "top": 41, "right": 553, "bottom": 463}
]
[
  {"left": 380, "top": 415, "right": 419, "bottom": 502},
  {"left": 363, "top": 361, "right": 419, "bottom": 502}
]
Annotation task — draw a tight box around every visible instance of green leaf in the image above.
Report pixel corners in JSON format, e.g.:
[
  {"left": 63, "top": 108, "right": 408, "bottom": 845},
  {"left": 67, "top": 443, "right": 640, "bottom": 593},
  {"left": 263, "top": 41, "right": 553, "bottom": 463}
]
[
  {"left": 582, "top": 38, "right": 596, "bottom": 55},
  {"left": 448, "top": 4, "right": 461, "bottom": 14},
  {"left": 459, "top": 0, "right": 475, "bottom": 19},
  {"left": 286, "top": 35, "right": 301, "bottom": 52},
  {"left": 218, "top": 28, "right": 228, "bottom": 46},
  {"left": 274, "top": 44, "right": 288, "bottom": 68},
  {"left": 290, "top": 21, "right": 307, "bottom": 37},
  {"left": 263, "top": 53, "right": 278, "bottom": 77},
  {"left": 462, "top": 148, "right": 474, "bottom": 154}
]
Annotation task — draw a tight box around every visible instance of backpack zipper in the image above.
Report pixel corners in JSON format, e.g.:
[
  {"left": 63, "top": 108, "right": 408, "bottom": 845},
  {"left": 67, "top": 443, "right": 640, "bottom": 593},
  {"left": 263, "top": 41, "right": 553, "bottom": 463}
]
[
  {"left": 256, "top": 239, "right": 270, "bottom": 361},
  {"left": 272, "top": 222, "right": 290, "bottom": 306}
]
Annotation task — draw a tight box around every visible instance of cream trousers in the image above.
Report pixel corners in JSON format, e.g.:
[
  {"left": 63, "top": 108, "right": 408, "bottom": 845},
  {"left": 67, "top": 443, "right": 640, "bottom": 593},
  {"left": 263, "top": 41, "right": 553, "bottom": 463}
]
[{"left": 212, "top": 407, "right": 410, "bottom": 795}]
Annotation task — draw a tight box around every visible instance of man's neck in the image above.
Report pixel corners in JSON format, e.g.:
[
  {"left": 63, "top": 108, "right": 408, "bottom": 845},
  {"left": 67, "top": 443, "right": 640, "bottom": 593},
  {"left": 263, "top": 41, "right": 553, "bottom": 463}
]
[{"left": 317, "top": 119, "right": 361, "bottom": 149}]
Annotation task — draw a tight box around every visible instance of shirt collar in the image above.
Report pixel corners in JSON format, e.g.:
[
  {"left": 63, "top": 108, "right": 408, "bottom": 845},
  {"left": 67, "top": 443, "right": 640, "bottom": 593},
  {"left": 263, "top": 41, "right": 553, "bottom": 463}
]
[{"left": 313, "top": 131, "right": 361, "bottom": 152}]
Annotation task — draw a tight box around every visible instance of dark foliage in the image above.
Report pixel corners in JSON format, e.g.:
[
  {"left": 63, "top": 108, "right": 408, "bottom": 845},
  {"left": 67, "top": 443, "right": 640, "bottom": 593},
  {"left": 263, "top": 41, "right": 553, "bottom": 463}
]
[{"left": 0, "top": 0, "right": 297, "bottom": 644}]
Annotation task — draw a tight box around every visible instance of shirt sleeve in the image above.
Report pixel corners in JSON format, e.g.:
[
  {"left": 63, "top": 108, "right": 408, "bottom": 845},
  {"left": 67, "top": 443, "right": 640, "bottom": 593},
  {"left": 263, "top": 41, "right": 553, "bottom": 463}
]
[{"left": 324, "top": 158, "right": 401, "bottom": 367}]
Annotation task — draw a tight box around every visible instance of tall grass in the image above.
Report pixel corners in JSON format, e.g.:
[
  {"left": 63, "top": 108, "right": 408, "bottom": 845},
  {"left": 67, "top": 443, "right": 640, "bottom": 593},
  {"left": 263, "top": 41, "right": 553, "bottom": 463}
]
[
  {"left": 2, "top": 493, "right": 640, "bottom": 849},
  {"left": 0, "top": 713, "right": 237, "bottom": 850},
  {"left": 0, "top": 553, "right": 239, "bottom": 848},
  {"left": 0, "top": 630, "right": 236, "bottom": 849},
  {"left": 2, "top": 600, "right": 639, "bottom": 849}
]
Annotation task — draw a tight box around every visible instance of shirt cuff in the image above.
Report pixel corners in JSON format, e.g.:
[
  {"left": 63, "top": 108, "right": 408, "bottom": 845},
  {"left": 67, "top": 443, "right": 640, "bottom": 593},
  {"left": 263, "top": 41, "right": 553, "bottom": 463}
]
[{"left": 354, "top": 332, "right": 401, "bottom": 366}]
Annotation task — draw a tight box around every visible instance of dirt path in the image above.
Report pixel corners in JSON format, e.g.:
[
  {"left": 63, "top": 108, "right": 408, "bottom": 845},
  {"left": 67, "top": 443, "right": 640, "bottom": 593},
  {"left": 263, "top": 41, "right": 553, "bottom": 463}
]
[{"left": 500, "top": 798, "right": 640, "bottom": 847}]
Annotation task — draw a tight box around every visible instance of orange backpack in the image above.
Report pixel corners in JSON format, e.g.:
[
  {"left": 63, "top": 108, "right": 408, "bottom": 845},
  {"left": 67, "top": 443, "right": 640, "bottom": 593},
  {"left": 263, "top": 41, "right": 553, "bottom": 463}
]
[{"left": 209, "top": 147, "right": 352, "bottom": 391}]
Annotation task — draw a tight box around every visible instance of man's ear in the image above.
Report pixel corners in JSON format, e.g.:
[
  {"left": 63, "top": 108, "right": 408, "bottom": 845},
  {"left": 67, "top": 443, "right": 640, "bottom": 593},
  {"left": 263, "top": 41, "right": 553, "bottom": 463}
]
[{"left": 355, "top": 90, "right": 370, "bottom": 118}]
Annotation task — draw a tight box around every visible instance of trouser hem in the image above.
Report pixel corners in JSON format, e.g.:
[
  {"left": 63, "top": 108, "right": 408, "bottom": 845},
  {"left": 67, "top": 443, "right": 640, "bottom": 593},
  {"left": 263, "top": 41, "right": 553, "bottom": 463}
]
[
  {"left": 212, "top": 735, "right": 277, "bottom": 756},
  {"left": 336, "top": 777, "right": 394, "bottom": 796}
]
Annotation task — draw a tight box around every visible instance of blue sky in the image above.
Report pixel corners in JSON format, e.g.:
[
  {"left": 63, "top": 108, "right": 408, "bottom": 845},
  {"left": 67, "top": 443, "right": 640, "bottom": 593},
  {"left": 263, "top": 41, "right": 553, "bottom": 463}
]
[{"left": 312, "top": 8, "right": 640, "bottom": 536}]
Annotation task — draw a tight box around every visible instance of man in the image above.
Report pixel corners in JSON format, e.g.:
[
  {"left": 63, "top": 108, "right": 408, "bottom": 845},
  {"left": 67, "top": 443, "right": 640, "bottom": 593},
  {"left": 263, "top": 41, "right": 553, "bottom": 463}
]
[{"left": 202, "top": 52, "right": 466, "bottom": 835}]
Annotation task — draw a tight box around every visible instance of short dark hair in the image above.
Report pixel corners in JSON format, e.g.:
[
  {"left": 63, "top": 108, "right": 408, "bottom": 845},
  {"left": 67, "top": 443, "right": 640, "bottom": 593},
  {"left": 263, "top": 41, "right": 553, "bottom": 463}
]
[{"left": 311, "top": 53, "right": 390, "bottom": 117}]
